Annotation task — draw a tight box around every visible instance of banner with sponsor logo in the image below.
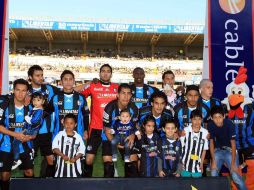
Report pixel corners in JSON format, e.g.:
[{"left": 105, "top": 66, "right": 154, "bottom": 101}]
[
  {"left": 204, "top": 0, "right": 254, "bottom": 100},
  {"left": 9, "top": 19, "right": 204, "bottom": 34},
  {"left": 0, "top": 0, "right": 9, "bottom": 94}
]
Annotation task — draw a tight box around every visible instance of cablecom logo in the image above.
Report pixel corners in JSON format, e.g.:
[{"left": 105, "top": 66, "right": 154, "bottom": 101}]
[{"left": 219, "top": 0, "right": 245, "bottom": 14}]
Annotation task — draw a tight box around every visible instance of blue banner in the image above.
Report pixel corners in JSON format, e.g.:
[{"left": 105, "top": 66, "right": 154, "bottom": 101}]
[
  {"left": 209, "top": 0, "right": 254, "bottom": 100},
  {"left": 0, "top": 0, "right": 8, "bottom": 94},
  {"left": 9, "top": 19, "right": 204, "bottom": 34}
]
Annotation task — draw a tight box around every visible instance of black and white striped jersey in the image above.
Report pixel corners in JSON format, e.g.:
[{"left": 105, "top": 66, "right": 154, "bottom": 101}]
[
  {"left": 180, "top": 126, "right": 208, "bottom": 173},
  {"left": 52, "top": 130, "right": 86, "bottom": 177}
]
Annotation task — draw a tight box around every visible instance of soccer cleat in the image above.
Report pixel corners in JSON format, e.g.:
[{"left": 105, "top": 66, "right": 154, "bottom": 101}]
[
  {"left": 12, "top": 160, "right": 22, "bottom": 170},
  {"left": 124, "top": 156, "right": 130, "bottom": 163},
  {"left": 112, "top": 154, "right": 117, "bottom": 162}
]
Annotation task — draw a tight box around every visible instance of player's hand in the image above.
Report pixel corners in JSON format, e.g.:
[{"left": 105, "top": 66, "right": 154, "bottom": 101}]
[
  {"left": 159, "top": 171, "right": 166, "bottom": 177},
  {"left": 174, "top": 132, "right": 179, "bottom": 139},
  {"left": 207, "top": 133, "right": 210, "bottom": 139},
  {"left": 136, "top": 134, "right": 141, "bottom": 140},
  {"left": 70, "top": 158, "right": 76, "bottom": 163},
  {"left": 117, "top": 144, "right": 124, "bottom": 149},
  {"left": 62, "top": 155, "right": 69, "bottom": 161},
  {"left": 231, "top": 163, "right": 239, "bottom": 173},
  {"left": 126, "top": 134, "right": 135, "bottom": 147},
  {"left": 180, "top": 130, "right": 186, "bottom": 137},
  {"left": 24, "top": 135, "right": 34, "bottom": 141},
  {"left": 24, "top": 95, "right": 31, "bottom": 106},
  {"left": 14, "top": 132, "right": 27, "bottom": 142},
  {"left": 84, "top": 131, "right": 88, "bottom": 141},
  {"left": 199, "top": 163, "right": 204, "bottom": 173},
  {"left": 211, "top": 160, "right": 217, "bottom": 170},
  {"left": 174, "top": 173, "right": 180, "bottom": 177}
]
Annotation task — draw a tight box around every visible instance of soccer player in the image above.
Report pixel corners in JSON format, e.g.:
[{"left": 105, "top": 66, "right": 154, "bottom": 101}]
[
  {"left": 80, "top": 64, "right": 118, "bottom": 177},
  {"left": 52, "top": 114, "right": 85, "bottom": 178},
  {"left": 130, "top": 67, "right": 158, "bottom": 109},
  {"left": 135, "top": 115, "right": 160, "bottom": 177},
  {"left": 208, "top": 106, "right": 247, "bottom": 190},
  {"left": 104, "top": 83, "right": 139, "bottom": 177},
  {"left": 174, "top": 85, "right": 210, "bottom": 131},
  {"left": 139, "top": 91, "right": 173, "bottom": 137},
  {"left": 0, "top": 79, "right": 34, "bottom": 190},
  {"left": 198, "top": 79, "right": 221, "bottom": 109},
  {"left": 158, "top": 119, "right": 182, "bottom": 177},
  {"left": 27, "top": 65, "right": 59, "bottom": 177},
  {"left": 12, "top": 92, "right": 46, "bottom": 169},
  {"left": 180, "top": 109, "right": 209, "bottom": 178},
  {"left": 49, "top": 70, "right": 89, "bottom": 140}
]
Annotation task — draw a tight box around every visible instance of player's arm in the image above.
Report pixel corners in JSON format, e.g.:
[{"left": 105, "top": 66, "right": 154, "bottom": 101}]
[
  {"left": 103, "top": 105, "right": 113, "bottom": 141},
  {"left": 29, "top": 109, "right": 43, "bottom": 125},
  {"left": 53, "top": 148, "right": 69, "bottom": 161},
  {"left": 209, "top": 138, "right": 216, "bottom": 170},
  {"left": 157, "top": 140, "right": 165, "bottom": 177},
  {"left": 200, "top": 133, "right": 209, "bottom": 173},
  {"left": 229, "top": 119, "right": 238, "bottom": 172},
  {"left": 81, "top": 97, "right": 90, "bottom": 140},
  {"left": 208, "top": 124, "right": 216, "bottom": 170},
  {"left": 52, "top": 134, "right": 69, "bottom": 161},
  {"left": 0, "top": 125, "right": 29, "bottom": 142}
]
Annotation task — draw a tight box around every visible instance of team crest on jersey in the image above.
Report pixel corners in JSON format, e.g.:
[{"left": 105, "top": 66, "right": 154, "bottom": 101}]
[
  {"left": 9, "top": 114, "right": 14, "bottom": 119},
  {"left": 182, "top": 115, "right": 187, "bottom": 119},
  {"left": 114, "top": 88, "right": 117, "bottom": 92},
  {"left": 87, "top": 145, "right": 92, "bottom": 151},
  {"left": 147, "top": 91, "right": 151, "bottom": 96},
  {"left": 57, "top": 101, "right": 63, "bottom": 105},
  {"left": 66, "top": 139, "right": 71, "bottom": 145},
  {"left": 77, "top": 100, "right": 81, "bottom": 106},
  {"left": 200, "top": 139, "right": 205, "bottom": 145},
  {"left": 45, "top": 89, "right": 49, "bottom": 95},
  {"left": 192, "top": 136, "right": 198, "bottom": 142}
]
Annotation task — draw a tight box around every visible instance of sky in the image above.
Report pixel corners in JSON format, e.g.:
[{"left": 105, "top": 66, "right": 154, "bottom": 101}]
[{"left": 10, "top": 0, "right": 206, "bottom": 24}]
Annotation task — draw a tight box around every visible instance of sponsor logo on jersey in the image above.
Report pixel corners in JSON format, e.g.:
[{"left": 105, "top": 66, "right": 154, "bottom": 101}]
[
  {"left": 9, "top": 122, "right": 26, "bottom": 128},
  {"left": 60, "top": 109, "right": 78, "bottom": 115},
  {"left": 94, "top": 88, "right": 103, "bottom": 91}
]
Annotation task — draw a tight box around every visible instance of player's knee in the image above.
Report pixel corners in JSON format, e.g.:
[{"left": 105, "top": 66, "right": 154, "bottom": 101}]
[
  {"left": 46, "top": 155, "right": 54, "bottom": 165},
  {"left": 24, "top": 169, "right": 34, "bottom": 177},
  {"left": 1, "top": 172, "right": 11, "bottom": 181},
  {"left": 86, "top": 154, "right": 95, "bottom": 165}
]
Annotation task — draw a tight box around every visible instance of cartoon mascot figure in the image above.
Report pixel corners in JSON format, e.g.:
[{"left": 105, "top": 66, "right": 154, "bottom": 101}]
[{"left": 222, "top": 66, "right": 254, "bottom": 190}]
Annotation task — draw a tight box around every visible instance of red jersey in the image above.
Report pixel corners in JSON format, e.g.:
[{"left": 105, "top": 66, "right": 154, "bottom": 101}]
[{"left": 81, "top": 82, "right": 118, "bottom": 131}]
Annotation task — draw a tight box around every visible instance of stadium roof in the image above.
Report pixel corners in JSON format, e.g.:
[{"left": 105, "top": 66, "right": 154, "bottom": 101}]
[{"left": 10, "top": 28, "right": 204, "bottom": 47}]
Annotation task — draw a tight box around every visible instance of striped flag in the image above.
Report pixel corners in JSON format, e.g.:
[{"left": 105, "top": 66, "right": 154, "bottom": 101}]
[{"left": 0, "top": 0, "right": 9, "bottom": 95}]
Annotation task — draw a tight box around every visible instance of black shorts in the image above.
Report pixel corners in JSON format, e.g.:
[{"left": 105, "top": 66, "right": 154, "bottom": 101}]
[
  {"left": 34, "top": 133, "right": 53, "bottom": 156},
  {"left": 0, "top": 150, "right": 34, "bottom": 172},
  {"left": 86, "top": 129, "right": 103, "bottom": 155}
]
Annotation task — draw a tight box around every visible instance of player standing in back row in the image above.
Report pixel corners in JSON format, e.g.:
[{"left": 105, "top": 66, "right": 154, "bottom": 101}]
[{"left": 80, "top": 64, "right": 119, "bottom": 177}]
